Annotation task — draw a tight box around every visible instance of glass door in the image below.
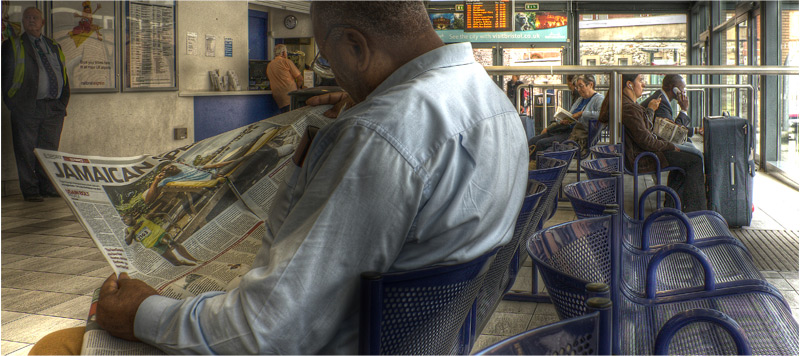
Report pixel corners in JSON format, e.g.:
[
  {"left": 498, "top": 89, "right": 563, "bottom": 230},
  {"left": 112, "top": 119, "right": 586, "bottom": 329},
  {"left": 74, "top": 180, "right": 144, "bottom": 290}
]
[{"left": 500, "top": 47, "right": 565, "bottom": 122}]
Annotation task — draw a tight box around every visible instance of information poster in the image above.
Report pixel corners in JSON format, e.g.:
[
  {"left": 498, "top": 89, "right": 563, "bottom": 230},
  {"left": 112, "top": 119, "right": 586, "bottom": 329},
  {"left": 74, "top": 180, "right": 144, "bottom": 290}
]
[
  {"left": 465, "top": 1, "right": 511, "bottom": 32},
  {"left": 51, "top": 1, "right": 117, "bottom": 92},
  {"left": 432, "top": 10, "right": 567, "bottom": 43},
  {"left": 125, "top": 1, "right": 176, "bottom": 90}
]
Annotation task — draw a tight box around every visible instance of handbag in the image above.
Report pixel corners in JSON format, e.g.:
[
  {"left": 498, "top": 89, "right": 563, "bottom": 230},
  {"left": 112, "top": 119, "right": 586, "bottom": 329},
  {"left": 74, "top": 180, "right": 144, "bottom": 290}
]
[{"left": 652, "top": 116, "right": 688, "bottom": 144}]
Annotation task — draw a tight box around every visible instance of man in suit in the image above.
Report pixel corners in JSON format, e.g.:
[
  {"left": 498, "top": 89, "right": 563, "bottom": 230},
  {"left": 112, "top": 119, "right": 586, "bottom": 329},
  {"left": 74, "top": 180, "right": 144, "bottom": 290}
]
[
  {"left": 2, "top": 7, "right": 70, "bottom": 202},
  {"left": 641, "top": 74, "right": 700, "bottom": 143}
]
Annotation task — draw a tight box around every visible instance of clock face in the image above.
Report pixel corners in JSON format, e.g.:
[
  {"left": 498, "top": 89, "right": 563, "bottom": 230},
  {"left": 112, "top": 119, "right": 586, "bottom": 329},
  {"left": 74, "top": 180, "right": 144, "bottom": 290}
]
[{"left": 284, "top": 15, "right": 297, "bottom": 29}]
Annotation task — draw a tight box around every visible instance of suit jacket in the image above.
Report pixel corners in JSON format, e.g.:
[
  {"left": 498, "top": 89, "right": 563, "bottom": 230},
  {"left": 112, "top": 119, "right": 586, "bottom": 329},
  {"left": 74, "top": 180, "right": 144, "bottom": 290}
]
[
  {"left": 622, "top": 95, "right": 675, "bottom": 173},
  {"left": 1, "top": 34, "right": 70, "bottom": 114},
  {"left": 641, "top": 89, "right": 692, "bottom": 137}
]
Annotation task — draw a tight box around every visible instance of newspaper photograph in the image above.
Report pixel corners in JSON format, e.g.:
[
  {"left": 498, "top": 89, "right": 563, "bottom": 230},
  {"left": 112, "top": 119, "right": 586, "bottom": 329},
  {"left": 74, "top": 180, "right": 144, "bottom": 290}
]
[{"left": 33, "top": 105, "right": 333, "bottom": 354}]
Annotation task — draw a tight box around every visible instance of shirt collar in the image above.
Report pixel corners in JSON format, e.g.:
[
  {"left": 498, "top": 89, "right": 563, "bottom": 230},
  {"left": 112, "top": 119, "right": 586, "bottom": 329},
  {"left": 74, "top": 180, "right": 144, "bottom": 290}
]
[
  {"left": 25, "top": 32, "right": 43, "bottom": 42},
  {"left": 659, "top": 88, "right": 671, "bottom": 101},
  {"left": 368, "top": 42, "right": 475, "bottom": 101}
]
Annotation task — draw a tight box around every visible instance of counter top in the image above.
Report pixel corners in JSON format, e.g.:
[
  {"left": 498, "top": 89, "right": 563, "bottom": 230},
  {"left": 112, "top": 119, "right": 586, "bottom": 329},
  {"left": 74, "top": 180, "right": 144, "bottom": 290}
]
[{"left": 178, "top": 90, "right": 272, "bottom": 97}]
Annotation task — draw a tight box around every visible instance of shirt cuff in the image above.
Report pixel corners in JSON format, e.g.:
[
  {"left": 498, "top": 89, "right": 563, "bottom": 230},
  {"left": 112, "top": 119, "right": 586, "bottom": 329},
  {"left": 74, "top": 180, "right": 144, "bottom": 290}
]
[
  {"left": 680, "top": 110, "right": 688, "bottom": 115},
  {"left": 134, "top": 295, "right": 182, "bottom": 344}
]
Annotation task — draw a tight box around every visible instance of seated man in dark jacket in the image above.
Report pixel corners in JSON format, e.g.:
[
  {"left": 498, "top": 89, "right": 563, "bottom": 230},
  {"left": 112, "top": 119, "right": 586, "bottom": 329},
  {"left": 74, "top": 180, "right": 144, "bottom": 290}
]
[{"left": 641, "top": 74, "right": 703, "bottom": 157}]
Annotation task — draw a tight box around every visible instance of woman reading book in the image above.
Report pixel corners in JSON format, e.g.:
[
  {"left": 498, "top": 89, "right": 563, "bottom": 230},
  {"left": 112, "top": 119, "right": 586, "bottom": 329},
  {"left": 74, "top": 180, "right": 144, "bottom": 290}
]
[{"left": 528, "top": 74, "right": 604, "bottom": 158}]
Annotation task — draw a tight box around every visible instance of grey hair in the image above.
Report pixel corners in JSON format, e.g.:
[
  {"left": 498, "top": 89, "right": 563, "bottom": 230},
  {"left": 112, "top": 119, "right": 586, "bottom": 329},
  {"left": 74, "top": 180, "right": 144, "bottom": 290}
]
[
  {"left": 274, "top": 44, "right": 288, "bottom": 58},
  {"left": 576, "top": 74, "right": 596, "bottom": 88},
  {"left": 311, "top": 1, "right": 431, "bottom": 43}
]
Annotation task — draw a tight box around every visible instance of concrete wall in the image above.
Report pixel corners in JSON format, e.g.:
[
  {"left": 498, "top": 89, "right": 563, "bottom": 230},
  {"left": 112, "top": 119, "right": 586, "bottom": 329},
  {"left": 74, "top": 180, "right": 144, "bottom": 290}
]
[{"left": 1, "top": 1, "right": 251, "bottom": 196}]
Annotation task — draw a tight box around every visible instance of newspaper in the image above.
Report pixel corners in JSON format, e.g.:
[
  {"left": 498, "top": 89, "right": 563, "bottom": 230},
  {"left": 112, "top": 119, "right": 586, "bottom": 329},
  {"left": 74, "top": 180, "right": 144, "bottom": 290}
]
[
  {"left": 652, "top": 116, "right": 689, "bottom": 144},
  {"left": 34, "top": 105, "right": 333, "bottom": 355}
]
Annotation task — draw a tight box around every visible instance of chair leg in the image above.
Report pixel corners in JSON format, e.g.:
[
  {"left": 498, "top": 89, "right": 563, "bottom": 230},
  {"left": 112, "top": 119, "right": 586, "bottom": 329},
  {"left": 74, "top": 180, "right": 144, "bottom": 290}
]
[{"left": 502, "top": 263, "right": 552, "bottom": 303}]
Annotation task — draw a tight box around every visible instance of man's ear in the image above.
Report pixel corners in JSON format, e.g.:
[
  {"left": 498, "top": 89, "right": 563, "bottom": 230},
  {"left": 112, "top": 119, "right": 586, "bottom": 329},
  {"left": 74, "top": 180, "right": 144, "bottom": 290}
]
[{"left": 339, "top": 28, "right": 371, "bottom": 72}]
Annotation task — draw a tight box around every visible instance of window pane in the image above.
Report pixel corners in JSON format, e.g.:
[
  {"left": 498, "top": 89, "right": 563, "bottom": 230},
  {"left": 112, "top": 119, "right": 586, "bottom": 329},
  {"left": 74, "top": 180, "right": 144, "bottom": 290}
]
[
  {"left": 777, "top": 9, "right": 800, "bottom": 179},
  {"left": 579, "top": 14, "right": 686, "bottom": 41}
]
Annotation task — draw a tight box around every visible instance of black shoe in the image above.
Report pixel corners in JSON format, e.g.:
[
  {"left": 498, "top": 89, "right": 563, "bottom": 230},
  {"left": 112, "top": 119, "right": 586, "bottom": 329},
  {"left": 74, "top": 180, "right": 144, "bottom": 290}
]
[{"left": 24, "top": 195, "right": 44, "bottom": 202}]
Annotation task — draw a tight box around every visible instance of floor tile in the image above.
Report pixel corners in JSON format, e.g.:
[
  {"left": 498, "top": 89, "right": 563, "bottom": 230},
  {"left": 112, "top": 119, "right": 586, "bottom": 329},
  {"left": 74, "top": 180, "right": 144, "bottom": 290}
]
[
  {"left": 481, "top": 312, "right": 532, "bottom": 337},
  {"left": 782, "top": 290, "right": 800, "bottom": 309},
  {"left": 527, "top": 314, "right": 559, "bottom": 329},
  {"left": 3, "top": 235, "right": 95, "bottom": 248},
  {"left": 533, "top": 303, "right": 558, "bottom": 316},
  {"left": 1, "top": 315, "right": 84, "bottom": 343},
  {"left": 81, "top": 266, "right": 115, "bottom": 278},
  {"left": 1, "top": 289, "right": 76, "bottom": 314},
  {"left": 0, "top": 242, "right": 65, "bottom": 257},
  {"left": 494, "top": 300, "right": 538, "bottom": 314},
  {"left": 470, "top": 334, "right": 505, "bottom": 353},
  {"left": 6, "top": 344, "right": 33, "bottom": 356},
  {"left": 39, "top": 296, "right": 92, "bottom": 320},
  {"left": 761, "top": 271, "right": 784, "bottom": 278},
  {"left": 1, "top": 271, "right": 67, "bottom": 290},
  {"left": 3, "top": 257, "right": 108, "bottom": 275},
  {"left": 1, "top": 311, "right": 28, "bottom": 325},
  {"left": 0, "top": 255, "right": 30, "bottom": 266},
  {"left": 1, "top": 341, "right": 30, "bottom": 356},
  {"left": 767, "top": 278, "right": 794, "bottom": 291},
  {"left": 38, "top": 247, "right": 106, "bottom": 261}
]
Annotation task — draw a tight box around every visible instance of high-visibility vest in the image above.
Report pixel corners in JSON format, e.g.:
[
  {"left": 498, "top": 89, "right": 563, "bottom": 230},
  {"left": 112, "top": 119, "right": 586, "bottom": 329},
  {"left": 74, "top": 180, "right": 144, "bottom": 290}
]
[{"left": 7, "top": 34, "right": 68, "bottom": 98}]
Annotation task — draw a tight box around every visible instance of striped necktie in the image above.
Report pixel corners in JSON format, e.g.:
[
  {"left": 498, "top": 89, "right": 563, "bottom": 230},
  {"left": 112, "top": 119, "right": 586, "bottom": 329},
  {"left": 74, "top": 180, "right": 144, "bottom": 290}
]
[{"left": 34, "top": 38, "right": 59, "bottom": 99}]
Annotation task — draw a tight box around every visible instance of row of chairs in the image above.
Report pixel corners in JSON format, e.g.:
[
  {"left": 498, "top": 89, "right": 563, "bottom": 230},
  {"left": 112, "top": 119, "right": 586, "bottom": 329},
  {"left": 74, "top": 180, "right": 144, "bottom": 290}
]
[{"left": 515, "top": 148, "right": 798, "bottom": 353}]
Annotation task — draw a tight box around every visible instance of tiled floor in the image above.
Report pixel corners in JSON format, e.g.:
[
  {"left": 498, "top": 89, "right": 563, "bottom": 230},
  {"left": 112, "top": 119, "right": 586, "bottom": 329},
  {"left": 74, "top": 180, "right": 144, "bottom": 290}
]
[{"left": 1, "top": 165, "right": 799, "bottom": 355}]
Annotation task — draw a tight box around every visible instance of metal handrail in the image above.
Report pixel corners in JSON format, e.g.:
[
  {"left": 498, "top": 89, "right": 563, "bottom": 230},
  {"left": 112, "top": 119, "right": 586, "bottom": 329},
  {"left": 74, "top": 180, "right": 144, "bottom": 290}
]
[{"left": 495, "top": 66, "right": 798, "bottom": 143}]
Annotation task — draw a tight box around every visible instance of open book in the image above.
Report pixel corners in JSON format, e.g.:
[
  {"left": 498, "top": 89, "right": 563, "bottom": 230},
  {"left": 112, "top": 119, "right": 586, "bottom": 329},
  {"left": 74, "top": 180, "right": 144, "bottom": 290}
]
[
  {"left": 553, "top": 106, "right": 577, "bottom": 123},
  {"left": 34, "top": 106, "right": 334, "bottom": 355}
]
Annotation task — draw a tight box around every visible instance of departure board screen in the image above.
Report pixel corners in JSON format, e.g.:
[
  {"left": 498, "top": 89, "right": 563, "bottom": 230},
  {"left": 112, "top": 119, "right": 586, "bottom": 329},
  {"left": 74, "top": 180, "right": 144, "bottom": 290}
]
[{"left": 464, "top": 1, "right": 512, "bottom": 32}]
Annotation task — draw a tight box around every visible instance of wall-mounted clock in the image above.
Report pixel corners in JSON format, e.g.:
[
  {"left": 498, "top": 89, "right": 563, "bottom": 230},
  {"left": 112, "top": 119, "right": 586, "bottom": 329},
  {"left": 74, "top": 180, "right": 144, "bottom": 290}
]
[{"left": 284, "top": 15, "right": 297, "bottom": 29}]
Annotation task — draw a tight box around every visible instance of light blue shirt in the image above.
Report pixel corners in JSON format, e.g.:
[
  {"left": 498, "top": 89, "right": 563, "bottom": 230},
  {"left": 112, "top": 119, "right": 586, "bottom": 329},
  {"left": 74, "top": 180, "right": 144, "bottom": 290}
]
[
  {"left": 134, "top": 42, "right": 529, "bottom": 354},
  {"left": 569, "top": 92, "right": 604, "bottom": 126}
]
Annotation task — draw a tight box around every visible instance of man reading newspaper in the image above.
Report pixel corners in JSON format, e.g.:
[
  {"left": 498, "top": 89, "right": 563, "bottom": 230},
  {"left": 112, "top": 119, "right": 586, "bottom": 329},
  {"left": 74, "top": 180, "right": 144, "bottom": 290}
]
[{"left": 31, "top": 2, "right": 527, "bottom": 354}]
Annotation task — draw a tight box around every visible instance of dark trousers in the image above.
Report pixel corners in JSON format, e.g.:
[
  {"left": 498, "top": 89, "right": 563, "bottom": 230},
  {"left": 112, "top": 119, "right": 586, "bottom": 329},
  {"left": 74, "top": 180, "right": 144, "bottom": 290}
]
[
  {"left": 279, "top": 105, "right": 290, "bottom": 114},
  {"left": 663, "top": 149, "right": 707, "bottom": 212},
  {"left": 528, "top": 131, "right": 569, "bottom": 158},
  {"left": 10, "top": 99, "right": 65, "bottom": 197}
]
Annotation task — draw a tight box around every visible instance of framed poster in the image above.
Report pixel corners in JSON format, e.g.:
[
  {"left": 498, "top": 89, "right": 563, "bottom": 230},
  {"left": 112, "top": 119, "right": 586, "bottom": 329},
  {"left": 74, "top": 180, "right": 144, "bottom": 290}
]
[
  {"left": 122, "top": 0, "right": 176, "bottom": 91},
  {"left": 2, "top": 1, "right": 39, "bottom": 41},
  {"left": 50, "top": 1, "right": 118, "bottom": 92}
]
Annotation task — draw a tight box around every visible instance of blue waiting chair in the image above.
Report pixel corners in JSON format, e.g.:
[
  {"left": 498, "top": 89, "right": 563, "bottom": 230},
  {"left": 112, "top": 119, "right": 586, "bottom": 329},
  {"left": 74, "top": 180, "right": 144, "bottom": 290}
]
[
  {"left": 475, "top": 296, "right": 613, "bottom": 355},
  {"left": 538, "top": 141, "right": 579, "bottom": 210},
  {"left": 503, "top": 157, "right": 569, "bottom": 303},
  {"left": 359, "top": 247, "right": 499, "bottom": 355},
  {"left": 475, "top": 180, "right": 547, "bottom": 334},
  {"left": 526, "top": 214, "right": 797, "bottom": 355},
  {"left": 563, "top": 174, "right": 736, "bottom": 250},
  {"left": 589, "top": 142, "right": 685, "bottom": 218}
]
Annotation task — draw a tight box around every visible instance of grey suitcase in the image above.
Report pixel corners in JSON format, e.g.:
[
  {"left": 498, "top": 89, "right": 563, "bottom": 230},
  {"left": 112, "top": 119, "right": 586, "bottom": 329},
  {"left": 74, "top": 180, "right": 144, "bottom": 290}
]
[{"left": 703, "top": 116, "right": 755, "bottom": 227}]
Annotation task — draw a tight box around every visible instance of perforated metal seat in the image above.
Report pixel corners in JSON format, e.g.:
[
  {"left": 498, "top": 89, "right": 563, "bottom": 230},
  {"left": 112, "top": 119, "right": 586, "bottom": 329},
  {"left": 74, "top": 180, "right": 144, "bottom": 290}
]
[
  {"left": 475, "top": 180, "right": 547, "bottom": 333},
  {"left": 475, "top": 298, "right": 612, "bottom": 356},
  {"left": 526, "top": 216, "right": 798, "bottom": 354},
  {"left": 359, "top": 247, "right": 498, "bottom": 355},
  {"left": 538, "top": 141, "right": 579, "bottom": 219},
  {"left": 502, "top": 157, "right": 569, "bottom": 303},
  {"left": 580, "top": 157, "right": 621, "bottom": 180},
  {"left": 563, "top": 177, "right": 737, "bottom": 249}
]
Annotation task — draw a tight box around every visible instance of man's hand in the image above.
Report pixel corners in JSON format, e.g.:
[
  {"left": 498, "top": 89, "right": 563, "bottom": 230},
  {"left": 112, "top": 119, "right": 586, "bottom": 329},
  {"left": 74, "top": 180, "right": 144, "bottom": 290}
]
[
  {"left": 648, "top": 97, "right": 661, "bottom": 111},
  {"left": 559, "top": 119, "right": 572, "bottom": 125},
  {"left": 97, "top": 273, "right": 158, "bottom": 342},
  {"left": 677, "top": 92, "right": 689, "bottom": 111},
  {"left": 572, "top": 111, "right": 583, "bottom": 119},
  {"left": 306, "top": 92, "right": 355, "bottom": 118}
]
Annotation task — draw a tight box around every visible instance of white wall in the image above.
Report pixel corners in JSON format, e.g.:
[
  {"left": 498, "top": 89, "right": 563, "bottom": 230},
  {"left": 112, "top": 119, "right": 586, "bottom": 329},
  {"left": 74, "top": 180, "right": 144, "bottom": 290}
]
[{"left": 1, "top": 1, "right": 251, "bottom": 195}]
